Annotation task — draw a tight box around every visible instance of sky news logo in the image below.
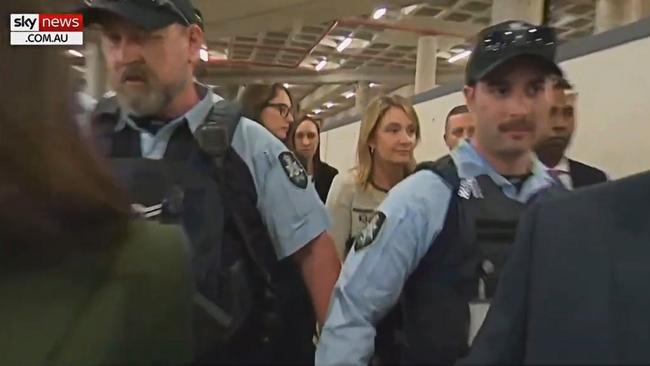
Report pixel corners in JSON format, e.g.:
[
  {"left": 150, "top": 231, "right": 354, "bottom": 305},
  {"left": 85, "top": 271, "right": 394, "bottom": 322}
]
[{"left": 10, "top": 14, "right": 83, "bottom": 46}]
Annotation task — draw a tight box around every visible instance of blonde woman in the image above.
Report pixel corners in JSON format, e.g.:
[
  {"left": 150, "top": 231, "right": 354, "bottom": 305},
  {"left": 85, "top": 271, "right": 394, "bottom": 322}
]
[{"left": 326, "top": 95, "right": 421, "bottom": 260}]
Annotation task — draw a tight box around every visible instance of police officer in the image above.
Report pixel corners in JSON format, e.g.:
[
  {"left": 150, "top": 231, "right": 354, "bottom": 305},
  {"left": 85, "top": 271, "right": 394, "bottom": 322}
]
[
  {"left": 443, "top": 105, "right": 475, "bottom": 150},
  {"left": 316, "top": 21, "right": 563, "bottom": 365},
  {"left": 78, "top": 0, "right": 340, "bottom": 363}
]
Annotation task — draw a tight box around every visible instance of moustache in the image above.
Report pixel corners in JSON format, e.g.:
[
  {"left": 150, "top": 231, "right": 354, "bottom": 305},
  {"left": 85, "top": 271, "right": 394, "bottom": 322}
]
[
  {"left": 498, "top": 118, "right": 534, "bottom": 133},
  {"left": 120, "top": 64, "right": 151, "bottom": 84}
]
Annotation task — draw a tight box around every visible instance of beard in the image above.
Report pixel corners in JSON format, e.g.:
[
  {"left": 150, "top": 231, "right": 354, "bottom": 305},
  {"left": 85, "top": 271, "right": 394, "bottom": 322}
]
[
  {"left": 113, "top": 63, "right": 188, "bottom": 117},
  {"left": 535, "top": 136, "right": 571, "bottom": 166},
  {"left": 536, "top": 135, "right": 570, "bottom": 154}
]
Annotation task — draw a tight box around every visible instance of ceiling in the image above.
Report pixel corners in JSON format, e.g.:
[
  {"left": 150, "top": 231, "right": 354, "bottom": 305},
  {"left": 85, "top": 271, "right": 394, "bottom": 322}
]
[
  {"left": 71, "top": 0, "right": 604, "bottom": 126},
  {"left": 192, "top": 0, "right": 600, "bottom": 126}
]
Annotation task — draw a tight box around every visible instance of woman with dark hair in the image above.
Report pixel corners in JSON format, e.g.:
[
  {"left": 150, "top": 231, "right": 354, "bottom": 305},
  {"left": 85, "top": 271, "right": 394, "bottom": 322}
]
[
  {"left": 287, "top": 116, "right": 339, "bottom": 203},
  {"left": 0, "top": 2, "right": 192, "bottom": 364},
  {"left": 238, "top": 83, "right": 295, "bottom": 142}
]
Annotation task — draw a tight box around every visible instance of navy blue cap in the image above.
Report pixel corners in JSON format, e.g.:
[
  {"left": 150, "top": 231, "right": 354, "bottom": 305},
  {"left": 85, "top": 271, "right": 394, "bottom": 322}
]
[
  {"left": 466, "top": 20, "right": 562, "bottom": 85},
  {"left": 79, "top": 0, "right": 200, "bottom": 30}
]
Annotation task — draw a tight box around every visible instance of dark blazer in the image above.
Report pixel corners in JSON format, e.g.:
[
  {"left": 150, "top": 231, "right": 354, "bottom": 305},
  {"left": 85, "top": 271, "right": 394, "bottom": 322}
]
[
  {"left": 314, "top": 162, "right": 338, "bottom": 203},
  {"left": 460, "top": 170, "right": 650, "bottom": 364},
  {"left": 569, "top": 158, "right": 607, "bottom": 188}
]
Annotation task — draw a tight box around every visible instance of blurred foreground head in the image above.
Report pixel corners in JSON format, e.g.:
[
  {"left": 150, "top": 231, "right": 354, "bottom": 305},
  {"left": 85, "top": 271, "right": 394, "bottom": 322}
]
[{"left": 0, "top": 1, "right": 130, "bottom": 265}]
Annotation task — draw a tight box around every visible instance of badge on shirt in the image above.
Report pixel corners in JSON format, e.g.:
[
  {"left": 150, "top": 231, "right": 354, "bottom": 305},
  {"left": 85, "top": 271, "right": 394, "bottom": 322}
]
[
  {"left": 353, "top": 211, "right": 386, "bottom": 251},
  {"left": 279, "top": 151, "right": 308, "bottom": 189},
  {"left": 458, "top": 177, "right": 483, "bottom": 200}
]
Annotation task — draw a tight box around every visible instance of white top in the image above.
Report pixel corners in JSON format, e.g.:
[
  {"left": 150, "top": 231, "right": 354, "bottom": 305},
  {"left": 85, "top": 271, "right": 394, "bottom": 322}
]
[{"left": 325, "top": 169, "right": 388, "bottom": 260}]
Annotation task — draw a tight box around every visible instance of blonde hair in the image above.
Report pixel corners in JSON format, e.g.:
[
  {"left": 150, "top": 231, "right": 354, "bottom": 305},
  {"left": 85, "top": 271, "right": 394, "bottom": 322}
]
[{"left": 355, "top": 95, "right": 421, "bottom": 187}]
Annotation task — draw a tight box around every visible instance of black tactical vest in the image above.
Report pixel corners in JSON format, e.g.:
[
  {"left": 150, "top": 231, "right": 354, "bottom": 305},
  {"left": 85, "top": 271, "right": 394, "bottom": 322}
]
[
  {"left": 91, "top": 97, "right": 315, "bottom": 364},
  {"left": 399, "top": 155, "right": 550, "bottom": 364}
]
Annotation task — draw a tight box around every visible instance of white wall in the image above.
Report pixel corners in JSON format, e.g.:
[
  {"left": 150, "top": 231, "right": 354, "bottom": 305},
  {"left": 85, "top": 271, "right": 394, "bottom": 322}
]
[
  {"left": 560, "top": 36, "right": 650, "bottom": 178},
  {"left": 320, "top": 121, "right": 360, "bottom": 174},
  {"left": 322, "top": 35, "right": 650, "bottom": 179}
]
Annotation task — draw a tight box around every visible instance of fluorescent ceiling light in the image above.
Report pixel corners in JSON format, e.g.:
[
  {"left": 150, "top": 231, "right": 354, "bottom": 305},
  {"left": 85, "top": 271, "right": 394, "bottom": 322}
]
[
  {"left": 448, "top": 50, "right": 471, "bottom": 63},
  {"left": 313, "top": 109, "right": 322, "bottom": 114},
  {"left": 337, "top": 37, "right": 353, "bottom": 52},
  {"left": 401, "top": 4, "right": 418, "bottom": 15},
  {"left": 283, "top": 83, "right": 290, "bottom": 88},
  {"left": 342, "top": 91, "right": 355, "bottom": 99},
  {"left": 372, "top": 7, "right": 386, "bottom": 20},
  {"left": 67, "top": 49, "right": 83, "bottom": 57},
  {"left": 315, "top": 59, "right": 327, "bottom": 71},
  {"left": 324, "top": 102, "right": 335, "bottom": 108},
  {"left": 369, "top": 82, "right": 379, "bottom": 88}
]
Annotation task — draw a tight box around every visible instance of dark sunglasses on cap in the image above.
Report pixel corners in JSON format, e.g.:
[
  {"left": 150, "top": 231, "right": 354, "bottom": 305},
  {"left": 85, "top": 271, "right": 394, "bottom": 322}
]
[{"left": 479, "top": 25, "right": 557, "bottom": 53}]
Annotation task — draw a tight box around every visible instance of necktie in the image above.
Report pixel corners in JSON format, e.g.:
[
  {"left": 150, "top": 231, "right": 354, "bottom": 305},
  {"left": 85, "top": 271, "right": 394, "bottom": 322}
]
[
  {"left": 548, "top": 169, "right": 568, "bottom": 178},
  {"left": 548, "top": 169, "right": 569, "bottom": 188}
]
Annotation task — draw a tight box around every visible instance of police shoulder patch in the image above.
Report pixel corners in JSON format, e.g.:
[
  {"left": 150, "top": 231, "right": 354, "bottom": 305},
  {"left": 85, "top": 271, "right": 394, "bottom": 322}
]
[
  {"left": 353, "top": 211, "right": 386, "bottom": 251},
  {"left": 279, "top": 151, "right": 308, "bottom": 189}
]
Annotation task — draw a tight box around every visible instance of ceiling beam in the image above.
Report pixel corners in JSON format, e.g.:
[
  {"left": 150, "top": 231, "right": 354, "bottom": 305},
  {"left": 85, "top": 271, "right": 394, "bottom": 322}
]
[
  {"left": 200, "top": 67, "right": 414, "bottom": 85},
  {"left": 320, "top": 70, "right": 464, "bottom": 128},
  {"left": 390, "top": 16, "right": 483, "bottom": 38},
  {"left": 299, "top": 84, "right": 350, "bottom": 110},
  {"left": 201, "top": 0, "right": 411, "bottom": 38}
]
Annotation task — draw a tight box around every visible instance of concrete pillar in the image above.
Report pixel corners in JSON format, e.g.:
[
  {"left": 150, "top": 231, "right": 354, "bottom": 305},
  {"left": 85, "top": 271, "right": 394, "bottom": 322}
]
[
  {"left": 490, "top": 0, "right": 545, "bottom": 25},
  {"left": 596, "top": 0, "right": 650, "bottom": 33},
  {"left": 594, "top": 0, "right": 650, "bottom": 33},
  {"left": 595, "top": 0, "right": 626, "bottom": 33},
  {"left": 355, "top": 81, "right": 369, "bottom": 114},
  {"left": 85, "top": 42, "right": 107, "bottom": 99},
  {"left": 414, "top": 36, "right": 437, "bottom": 94}
]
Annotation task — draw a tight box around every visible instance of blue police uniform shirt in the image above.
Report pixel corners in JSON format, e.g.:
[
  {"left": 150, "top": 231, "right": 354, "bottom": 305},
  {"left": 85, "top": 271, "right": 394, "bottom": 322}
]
[
  {"left": 315, "top": 140, "right": 556, "bottom": 365},
  {"left": 114, "top": 84, "right": 330, "bottom": 259}
]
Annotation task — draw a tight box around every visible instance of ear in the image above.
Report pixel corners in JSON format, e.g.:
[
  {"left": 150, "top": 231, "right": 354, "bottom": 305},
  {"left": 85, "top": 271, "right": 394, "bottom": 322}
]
[
  {"left": 463, "top": 85, "right": 476, "bottom": 112},
  {"left": 187, "top": 24, "right": 204, "bottom": 65},
  {"left": 367, "top": 135, "right": 376, "bottom": 150}
]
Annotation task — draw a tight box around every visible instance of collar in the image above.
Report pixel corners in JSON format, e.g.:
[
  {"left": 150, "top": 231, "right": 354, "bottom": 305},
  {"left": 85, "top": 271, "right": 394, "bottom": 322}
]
[
  {"left": 450, "top": 139, "right": 555, "bottom": 191},
  {"left": 114, "top": 83, "right": 218, "bottom": 134}
]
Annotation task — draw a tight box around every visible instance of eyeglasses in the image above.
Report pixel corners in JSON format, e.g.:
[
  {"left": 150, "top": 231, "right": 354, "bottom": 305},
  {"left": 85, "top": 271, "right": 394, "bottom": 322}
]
[
  {"left": 479, "top": 26, "right": 557, "bottom": 53},
  {"left": 266, "top": 103, "right": 293, "bottom": 119}
]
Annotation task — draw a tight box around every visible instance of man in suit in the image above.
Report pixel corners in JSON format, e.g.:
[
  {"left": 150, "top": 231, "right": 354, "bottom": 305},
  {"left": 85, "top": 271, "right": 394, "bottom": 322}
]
[
  {"left": 443, "top": 105, "right": 475, "bottom": 150},
  {"left": 460, "top": 170, "right": 650, "bottom": 364},
  {"left": 535, "top": 77, "right": 607, "bottom": 188}
]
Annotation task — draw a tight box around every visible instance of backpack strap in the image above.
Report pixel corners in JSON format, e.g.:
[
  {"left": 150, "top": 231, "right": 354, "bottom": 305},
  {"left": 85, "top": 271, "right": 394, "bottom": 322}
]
[
  {"left": 416, "top": 154, "right": 460, "bottom": 191},
  {"left": 412, "top": 155, "right": 461, "bottom": 270},
  {"left": 194, "top": 100, "right": 276, "bottom": 288},
  {"left": 194, "top": 99, "right": 242, "bottom": 166}
]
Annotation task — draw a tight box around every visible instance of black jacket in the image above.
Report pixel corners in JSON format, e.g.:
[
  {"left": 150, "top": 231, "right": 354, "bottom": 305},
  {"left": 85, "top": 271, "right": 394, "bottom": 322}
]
[
  {"left": 569, "top": 159, "right": 607, "bottom": 188},
  {"left": 460, "top": 170, "right": 650, "bottom": 364},
  {"left": 314, "top": 162, "right": 338, "bottom": 203}
]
